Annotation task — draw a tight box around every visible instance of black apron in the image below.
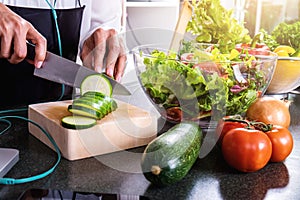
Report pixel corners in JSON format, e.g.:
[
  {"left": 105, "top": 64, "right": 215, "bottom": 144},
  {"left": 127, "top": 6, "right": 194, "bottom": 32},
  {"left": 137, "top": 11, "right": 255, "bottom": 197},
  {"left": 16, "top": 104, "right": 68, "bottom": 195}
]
[{"left": 0, "top": 5, "right": 85, "bottom": 109}]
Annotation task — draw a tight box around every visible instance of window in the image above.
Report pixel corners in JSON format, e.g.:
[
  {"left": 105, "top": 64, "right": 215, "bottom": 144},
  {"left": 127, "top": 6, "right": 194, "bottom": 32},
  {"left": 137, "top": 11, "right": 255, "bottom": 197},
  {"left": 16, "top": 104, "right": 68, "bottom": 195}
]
[{"left": 243, "top": 0, "right": 299, "bottom": 36}]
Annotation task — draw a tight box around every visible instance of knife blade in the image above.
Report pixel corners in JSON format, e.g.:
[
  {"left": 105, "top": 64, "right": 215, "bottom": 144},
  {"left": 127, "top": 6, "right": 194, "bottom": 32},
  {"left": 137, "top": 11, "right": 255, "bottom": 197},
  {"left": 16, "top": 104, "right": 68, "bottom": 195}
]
[{"left": 26, "top": 42, "right": 131, "bottom": 96}]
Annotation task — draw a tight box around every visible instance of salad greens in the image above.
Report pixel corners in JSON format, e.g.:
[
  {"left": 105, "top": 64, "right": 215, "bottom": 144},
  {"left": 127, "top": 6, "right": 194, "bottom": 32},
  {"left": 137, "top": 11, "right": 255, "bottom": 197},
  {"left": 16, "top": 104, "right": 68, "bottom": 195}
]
[
  {"left": 186, "top": 0, "right": 251, "bottom": 53},
  {"left": 259, "top": 29, "right": 279, "bottom": 51},
  {"left": 271, "top": 21, "right": 300, "bottom": 49},
  {"left": 139, "top": 45, "right": 266, "bottom": 121},
  {"left": 258, "top": 21, "right": 300, "bottom": 51}
]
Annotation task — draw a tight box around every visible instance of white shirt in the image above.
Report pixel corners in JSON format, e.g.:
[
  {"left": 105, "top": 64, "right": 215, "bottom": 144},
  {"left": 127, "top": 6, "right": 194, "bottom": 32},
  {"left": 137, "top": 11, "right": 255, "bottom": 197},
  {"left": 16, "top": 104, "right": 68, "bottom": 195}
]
[{"left": 0, "top": 0, "right": 123, "bottom": 50}]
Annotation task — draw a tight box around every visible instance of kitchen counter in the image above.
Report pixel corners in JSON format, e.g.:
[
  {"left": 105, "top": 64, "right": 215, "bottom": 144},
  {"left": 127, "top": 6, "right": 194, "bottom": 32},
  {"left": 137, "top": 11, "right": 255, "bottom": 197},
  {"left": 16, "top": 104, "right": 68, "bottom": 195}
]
[{"left": 1, "top": 87, "right": 300, "bottom": 200}]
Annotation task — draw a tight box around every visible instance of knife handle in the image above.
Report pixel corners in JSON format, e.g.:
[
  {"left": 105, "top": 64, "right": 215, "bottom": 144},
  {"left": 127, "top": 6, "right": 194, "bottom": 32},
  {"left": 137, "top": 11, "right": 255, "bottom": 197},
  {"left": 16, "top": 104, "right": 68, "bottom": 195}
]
[{"left": 26, "top": 42, "right": 36, "bottom": 61}]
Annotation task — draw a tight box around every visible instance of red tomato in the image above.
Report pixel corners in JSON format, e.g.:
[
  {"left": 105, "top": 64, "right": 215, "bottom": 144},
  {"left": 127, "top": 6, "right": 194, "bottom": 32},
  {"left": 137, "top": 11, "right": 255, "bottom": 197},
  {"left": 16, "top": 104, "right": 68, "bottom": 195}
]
[
  {"left": 235, "top": 43, "right": 270, "bottom": 56},
  {"left": 265, "top": 125, "right": 294, "bottom": 162},
  {"left": 215, "top": 118, "right": 249, "bottom": 144},
  {"left": 222, "top": 128, "right": 272, "bottom": 172},
  {"left": 248, "top": 48, "right": 270, "bottom": 55}
]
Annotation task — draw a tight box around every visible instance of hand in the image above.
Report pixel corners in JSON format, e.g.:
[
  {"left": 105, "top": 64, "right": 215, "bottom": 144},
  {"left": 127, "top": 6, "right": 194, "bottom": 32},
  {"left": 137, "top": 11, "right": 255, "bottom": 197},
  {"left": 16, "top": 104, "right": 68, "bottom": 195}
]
[
  {"left": 0, "top": 3, "right": 46, "bottom": 68},
  {"left": 80, "top": 28, "right": 127, "bottom": 82}
]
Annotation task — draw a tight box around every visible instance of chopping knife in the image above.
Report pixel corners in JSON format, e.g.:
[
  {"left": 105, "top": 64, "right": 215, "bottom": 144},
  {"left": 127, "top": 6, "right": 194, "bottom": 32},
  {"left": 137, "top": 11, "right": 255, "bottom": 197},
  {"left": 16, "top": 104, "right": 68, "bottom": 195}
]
[{"left": 26, "top": 42, "right": 131, "bottom": 96}]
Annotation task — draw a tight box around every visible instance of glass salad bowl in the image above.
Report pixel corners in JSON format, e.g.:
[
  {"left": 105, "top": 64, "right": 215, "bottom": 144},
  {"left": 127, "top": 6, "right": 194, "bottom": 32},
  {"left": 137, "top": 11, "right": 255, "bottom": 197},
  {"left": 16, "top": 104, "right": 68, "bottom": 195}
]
[{"left": 132, "top": 43, "right": 278, "bottom": 127}]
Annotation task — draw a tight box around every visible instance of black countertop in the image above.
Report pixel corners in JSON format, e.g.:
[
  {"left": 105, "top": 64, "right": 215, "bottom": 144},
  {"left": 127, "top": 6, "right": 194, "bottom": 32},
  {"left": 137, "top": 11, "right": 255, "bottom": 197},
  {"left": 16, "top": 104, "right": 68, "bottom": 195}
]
[{"left": 1, "top": 93, "right": 300, "bottom": 200}]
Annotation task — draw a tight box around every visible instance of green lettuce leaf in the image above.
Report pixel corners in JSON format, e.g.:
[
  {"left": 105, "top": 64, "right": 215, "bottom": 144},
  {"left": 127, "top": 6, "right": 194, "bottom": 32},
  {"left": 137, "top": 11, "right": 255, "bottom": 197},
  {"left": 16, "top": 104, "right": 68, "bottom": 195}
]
[{"left": 186, "top": 0, "right": 251, "bottom": 53}]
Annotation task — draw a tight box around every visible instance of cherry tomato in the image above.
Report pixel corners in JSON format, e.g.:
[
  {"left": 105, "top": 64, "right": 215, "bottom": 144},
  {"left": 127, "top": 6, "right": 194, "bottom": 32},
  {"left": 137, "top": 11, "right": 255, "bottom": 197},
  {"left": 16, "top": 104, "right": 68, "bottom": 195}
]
[
  {"left": 264, "top": 125, "right": 294, "bottom": 162},
  {"left": 222, "top": 128, "right": 272, "bottom": 172}
]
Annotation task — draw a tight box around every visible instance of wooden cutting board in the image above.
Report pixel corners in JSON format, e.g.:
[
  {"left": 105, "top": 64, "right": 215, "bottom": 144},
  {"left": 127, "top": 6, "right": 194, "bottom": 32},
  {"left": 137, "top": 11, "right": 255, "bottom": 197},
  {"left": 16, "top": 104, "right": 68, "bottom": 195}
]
[{"left": 28, "top": 100, "right": 158, "bottom": 161}]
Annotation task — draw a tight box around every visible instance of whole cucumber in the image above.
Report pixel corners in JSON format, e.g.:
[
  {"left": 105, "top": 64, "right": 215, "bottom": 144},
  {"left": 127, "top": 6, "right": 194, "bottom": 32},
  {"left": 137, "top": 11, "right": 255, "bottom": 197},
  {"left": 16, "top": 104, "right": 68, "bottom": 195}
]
[{"left": 141, "top": 122, "right": 203, "bottom": 186}]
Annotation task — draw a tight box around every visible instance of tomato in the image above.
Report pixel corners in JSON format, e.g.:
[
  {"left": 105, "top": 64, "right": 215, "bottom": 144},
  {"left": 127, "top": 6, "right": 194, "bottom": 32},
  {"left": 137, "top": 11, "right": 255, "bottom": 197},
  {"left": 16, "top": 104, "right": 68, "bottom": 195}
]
[
  {"left": 222, "top": 128, "right": 272, "bottom": 172},
  {"left": 264, "top": 125, "right": 294, "bottom": 162},
  {"left": 246, "top": 96, "right": 291, "bottom": 128},
  {"left": 248, "top": 48, "right": 270, "bottom": 55},
  {"left": 235, "top": 43, "right": 270, "bottom": 56},
  {"left": 215, "top": 117, "right": 249, "bottom": 144}
]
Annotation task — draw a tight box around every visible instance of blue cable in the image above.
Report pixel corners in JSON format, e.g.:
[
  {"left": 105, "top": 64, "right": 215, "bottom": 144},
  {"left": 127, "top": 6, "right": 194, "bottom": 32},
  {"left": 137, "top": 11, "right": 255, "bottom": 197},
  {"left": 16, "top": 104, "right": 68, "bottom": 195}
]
[
  {"left": 44, "top": 0, "right": 65, "bottom": 101},
  {"left": 0, "top": 107, "right": 28, "bottom": 115},
  {"left": 0, "top": 119, "right": 12, "bottom": 135},
  {"left": 0, "top": 116, "right": 61, "bottom": 185},
  {"left": 44, "top": 0, "right": 62, "bottom": 56}
]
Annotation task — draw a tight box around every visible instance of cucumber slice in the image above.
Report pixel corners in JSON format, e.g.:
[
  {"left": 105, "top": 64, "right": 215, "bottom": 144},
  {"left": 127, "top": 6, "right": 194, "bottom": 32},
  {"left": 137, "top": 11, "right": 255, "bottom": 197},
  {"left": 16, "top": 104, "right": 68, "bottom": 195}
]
[
  {"left": 80, "top": 74, "right": 112, "bottom": 97},
  {"left": 61, "top": 116, "right": 97, "bottom": 129},
  {"left": 75, "top": 97, "right": 111, "bottom": 115},
  {"left": 82, "top": 93, "right": 112, "bottom": 104},
  {"left": 72, "top": 102, "right": 107, "bottom": 116},
  {"left": 82, "top": 91, "right": 106, "bottom": 99},
  {"left": 110, "top": 100, "right": 118, "bottom": 111},
  {"left": 68, "top": 105, "right": 104, "bottom": 119},
  {"left": 81, "top": 91, "right": 117, "bottom": 113},
  {"left": 73, "top": 98, "right": 106, "bottom": 112}
]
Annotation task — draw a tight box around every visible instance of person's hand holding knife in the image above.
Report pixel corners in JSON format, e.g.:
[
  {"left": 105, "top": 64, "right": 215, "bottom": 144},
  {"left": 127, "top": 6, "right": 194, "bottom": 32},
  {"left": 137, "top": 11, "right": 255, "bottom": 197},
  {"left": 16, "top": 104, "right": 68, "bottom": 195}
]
[
  {"left": 0, "top": 3, "right": 127, "bottom": 82},
  {"left": 0, "top": 3, "right": 46, "bottom": 68}
]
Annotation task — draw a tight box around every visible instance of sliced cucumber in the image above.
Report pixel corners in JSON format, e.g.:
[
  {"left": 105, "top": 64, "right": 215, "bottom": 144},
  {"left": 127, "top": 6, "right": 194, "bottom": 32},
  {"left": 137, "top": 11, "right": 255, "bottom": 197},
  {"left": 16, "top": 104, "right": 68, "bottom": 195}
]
[
  {"left": 61, "top": 115, "right": 97, "bottom": 129},
  {"left": 80, "top": 74, "right": 112, "bottom": 97},
  {"left": 82, "top": 91, "right": 106, "bottom": 99},
  {"left": 73, "top": 98, "right": 107, "bottom": 113},
  {"left": 68, "top": 104, "right": 104, "bottom": 119},
  {"left": 65, "top": 88, "right": 118, "bottom": 127},
  {"left": 82, "top": 93, "right": 112, "bottom": 105},
  {"left": 72, "top": 102, "right": 107, "bottom": 116},
  {"left": 110, "top": 100, "right": 118, "bottom": 112},
  {"left": 81, "top": 91, "right": 118, "bottom": 113},
  {"left": 74, "top": 97, "right": 111, "bottom": 114}
]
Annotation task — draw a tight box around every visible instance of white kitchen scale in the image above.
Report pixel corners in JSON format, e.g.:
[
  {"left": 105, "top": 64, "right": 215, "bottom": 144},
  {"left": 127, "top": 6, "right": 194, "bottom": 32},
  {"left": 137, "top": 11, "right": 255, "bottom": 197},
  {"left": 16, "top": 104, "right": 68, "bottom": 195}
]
[{"left": 0, "top": 148, "right": 19, "bottom": 178}]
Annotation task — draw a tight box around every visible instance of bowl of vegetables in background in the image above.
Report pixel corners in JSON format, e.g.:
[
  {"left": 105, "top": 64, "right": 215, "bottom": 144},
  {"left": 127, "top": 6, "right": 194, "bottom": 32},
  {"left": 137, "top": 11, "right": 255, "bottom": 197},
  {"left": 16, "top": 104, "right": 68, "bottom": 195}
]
[
  {"left": 256, "top": 21, "right": 300, "bottom": 94},
  {"left": 267, "top": 58, "right": 300, "bottom": 94},
  {"left": 132, "top": 43, "right": 278, "bottom": 127},
  {"left": 266, "top": 46, "right": 300, "bottom": 94}
]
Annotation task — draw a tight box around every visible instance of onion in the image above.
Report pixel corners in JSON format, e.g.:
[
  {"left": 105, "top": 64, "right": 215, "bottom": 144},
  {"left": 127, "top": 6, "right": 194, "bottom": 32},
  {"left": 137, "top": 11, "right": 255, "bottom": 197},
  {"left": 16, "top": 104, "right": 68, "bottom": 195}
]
[{"left": 246, "top": 96, "right": 291, "bottom": 128}]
